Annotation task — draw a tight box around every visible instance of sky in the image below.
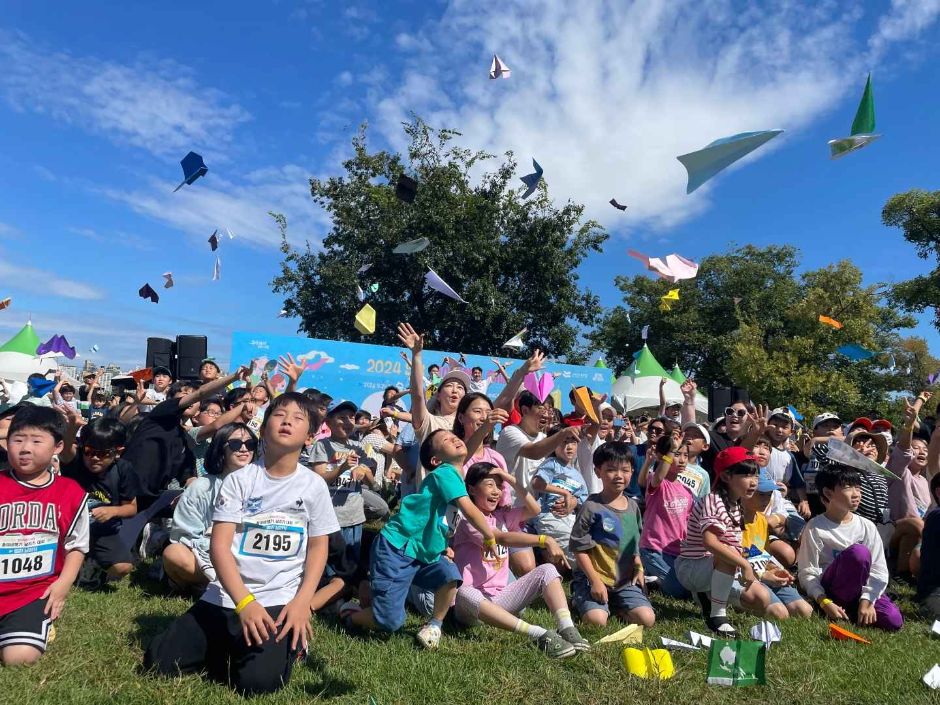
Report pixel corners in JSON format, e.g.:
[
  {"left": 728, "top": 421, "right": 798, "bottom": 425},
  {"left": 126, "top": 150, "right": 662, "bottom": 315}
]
[{"left": 1, "top": 0, "right": 939, "bottom": 372}]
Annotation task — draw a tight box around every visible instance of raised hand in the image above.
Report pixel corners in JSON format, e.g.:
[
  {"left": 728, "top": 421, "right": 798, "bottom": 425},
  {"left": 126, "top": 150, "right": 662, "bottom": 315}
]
[
  {"left": 396, "top": 322, "right": 424, "bottom": 353},
  {"left": 523, "top": 349, "right": 546, "bottom": 373},
  {"left": 680, "top": 378, "right": 697, "bottom": 400},
  {"left": 277, "top": 354, "right": 304, "bottom": 384}
]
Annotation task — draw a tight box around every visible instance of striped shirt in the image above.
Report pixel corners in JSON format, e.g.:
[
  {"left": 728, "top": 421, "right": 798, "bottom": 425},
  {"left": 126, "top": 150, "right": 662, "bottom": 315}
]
[
  {"left": 679, "top": 492, "right": 742, "bottom": 559},
  {"left": 857, "top": 470, "right": 889, "bottom": 525}
]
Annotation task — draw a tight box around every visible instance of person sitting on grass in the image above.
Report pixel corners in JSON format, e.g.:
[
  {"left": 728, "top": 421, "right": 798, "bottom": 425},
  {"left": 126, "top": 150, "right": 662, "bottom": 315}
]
[
  {"left": 797, "top": 465, "right": 903, "bottom": 632},
  {"left": 569, "top": 442, "right": 655, "bottom": 629},
  {"left": 451, "top": 462, "right": 584, "bottom": 658},
  {"left": 163, "top": 423, "right": 257, "bottom": 593},
  {"left": 0, "top": 406, "right": 89, "bottom": 665},
  {"left": 915, "top": 473, "right": 940, "bottom": 617},
  {"left": 340, "top": 430, "right": 498, "bottom": 650},
  {"left": 144, "top": 393, "right": 339, "bottom": 695},
  {"left": 530, "top": 427, "right": 588, "bottom": 566}
]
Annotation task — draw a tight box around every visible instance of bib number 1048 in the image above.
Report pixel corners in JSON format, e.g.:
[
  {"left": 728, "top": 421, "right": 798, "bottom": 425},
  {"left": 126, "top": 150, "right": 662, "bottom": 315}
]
[{"left": 0, "top": 534, "right": 57, "bottom": 582}]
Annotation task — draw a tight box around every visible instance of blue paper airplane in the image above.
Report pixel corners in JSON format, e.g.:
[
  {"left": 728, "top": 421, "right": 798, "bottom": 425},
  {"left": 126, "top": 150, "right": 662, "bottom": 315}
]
[
  {"left": 28, "top": 378, "right": 57, "bottom": 398},
  {"left": 173, "top": 151, "right": 208, "bottom": 192},
  {"left": 520, "top": 158, "right": 543, "bottom": 199},
  {"left": 787, "top": 405, "right": 803, "bottom": 422},
  {"left": 836, "top": 343, "right": 876, "bottom": 361},
  {"left": 677, "top": 130, "right": 783, "bottom": 194}
]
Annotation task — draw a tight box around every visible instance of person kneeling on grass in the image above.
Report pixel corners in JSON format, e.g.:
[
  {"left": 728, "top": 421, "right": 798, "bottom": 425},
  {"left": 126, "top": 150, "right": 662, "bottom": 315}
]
[
  {"left": 451, "top": 462, "right": 586, "bottom": 659},
  {"left": 797, "top": 465, "right": 903, "bottom": 632},
  {"left": 341, "top": 430, "right": 498, "bottom": 650},
  {"left": 144, "top": 393, "right": 340, "bottom": 695},
  {"left": 569, "top": 442, "right": 655, "bottom": 629}
]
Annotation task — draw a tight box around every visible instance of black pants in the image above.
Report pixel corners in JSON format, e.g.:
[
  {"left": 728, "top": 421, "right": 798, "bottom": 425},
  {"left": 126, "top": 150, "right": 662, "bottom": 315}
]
[{"left": 144, "top": 600, "right": 296, "bottom": 695}]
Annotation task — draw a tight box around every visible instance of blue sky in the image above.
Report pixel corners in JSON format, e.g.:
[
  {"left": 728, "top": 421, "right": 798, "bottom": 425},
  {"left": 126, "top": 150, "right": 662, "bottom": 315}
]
[{"left": 1, "top": 1, "right": 938, "bottom": 371}]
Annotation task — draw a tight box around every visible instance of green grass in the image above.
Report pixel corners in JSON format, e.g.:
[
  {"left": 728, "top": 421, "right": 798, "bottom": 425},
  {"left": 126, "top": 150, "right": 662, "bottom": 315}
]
[{"left": 1, "top": 567, "right": 938, "bottom": 705}]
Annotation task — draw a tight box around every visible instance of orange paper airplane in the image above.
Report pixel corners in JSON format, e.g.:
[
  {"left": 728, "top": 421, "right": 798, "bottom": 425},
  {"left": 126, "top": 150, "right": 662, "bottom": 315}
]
[
  {"left": 573, "top": 386, "right": 599, "bottom": 424},
  {"left": 829, "top": 623, "right": 870, "bottom": 644},
  {"left": 129, "top": 368, "right": 154, "bottom": 383},
  {"left": 819, "top": 315, "right": 843, "bottom": 330}
]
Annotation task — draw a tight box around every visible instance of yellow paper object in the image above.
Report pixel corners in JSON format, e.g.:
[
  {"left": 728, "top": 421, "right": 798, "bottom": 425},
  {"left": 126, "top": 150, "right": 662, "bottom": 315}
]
[
  {"left": 596, "top": 623, "right": 643, "bottom": 645},
  {"left": 355, "top": 304, "right": 376, "bottom": 335},
  {"left": 660, "top": 288, "right": 680, "bottom": 311},
  {"left": 573, "top": 386, "right": 599, "bottom": 424},
  {"left": 622, "top": 647, "right": 675, "bottom": 679}
]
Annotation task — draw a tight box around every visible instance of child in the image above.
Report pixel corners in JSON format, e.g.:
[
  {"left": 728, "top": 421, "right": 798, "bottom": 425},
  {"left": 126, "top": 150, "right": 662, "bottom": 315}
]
[
  {"left": 886, "top": 396, "right": 931, "bottom": 575},
  {"left": 0, "top": 406, "right": 89, "bottom": 665},
  {"left": 139, "top": 366, "right": 173, "bottom": 413},
  {"left": 679, "top": 422, "right": 711, "bottom": 499},
  {"left": 916, "top": 473, "right": 940, "bottom": 617},
  {"left": 638, "top": 435, "right": 692, "bottom": 598},
  {"left": 342, "top": 430, "right": 498, "bottom": 649},
  {"left": 530, "top": 428, "right": 589, "bottom": 565},
  {"left": 749, "top": 435, "right": 803, "bottom": 563},
  {"left": 452, "top": 462, "right": 586, "bottom": 658},
  {"left": 59, "top": 416, "right": 139, "bottom": 584},
  {"left": 144, "top": 393, "right": 339, "bottom": 695},
  {"left": 797, "top": 465, "right": 903, "bottom": 631},
  {"left": 164, "top": 423, "right": 257, "bottom": 591},
  {"left": 569, "top": 442, "right": 655, "bottom": 628},
  {"left": 675, "top": 447, "right": 770, "bottom": 635}
]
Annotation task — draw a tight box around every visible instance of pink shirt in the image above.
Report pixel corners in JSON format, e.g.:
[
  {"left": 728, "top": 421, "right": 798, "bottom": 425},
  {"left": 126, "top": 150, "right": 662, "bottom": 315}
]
[
  {"left": 463, "top": 446, "right": 513, "bottom": 507},
  {"left": 640, "top": 477, "right": 694, "bottom": 556},
  {"left": 887, "top": 446, "right": 930, "bottom": 519},
  {"left": 452, "top": 506, "right": 525, "bottom": 598}
]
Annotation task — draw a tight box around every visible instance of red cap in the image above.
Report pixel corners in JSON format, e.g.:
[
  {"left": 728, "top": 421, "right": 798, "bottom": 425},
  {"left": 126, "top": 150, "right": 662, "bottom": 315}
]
[
  {"left": 714, "top": 446, "right": 758, "bottom": 475},
  {"left": 850, "top": 417, "right": 874, "bottom": 431},
  {"left": 872, "top": 419, "right": 893, "bottom": 432}
]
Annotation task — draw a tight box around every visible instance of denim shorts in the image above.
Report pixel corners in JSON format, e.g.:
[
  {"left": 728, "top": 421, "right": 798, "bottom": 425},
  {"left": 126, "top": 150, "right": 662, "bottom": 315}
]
[{"left": 570, "top": 572, "right": 652, "bottom": 616}]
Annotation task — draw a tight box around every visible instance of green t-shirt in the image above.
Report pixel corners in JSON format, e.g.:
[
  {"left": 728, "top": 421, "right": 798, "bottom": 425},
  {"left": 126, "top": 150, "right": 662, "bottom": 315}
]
[{"left": 381, "top": 463, "right": 467, "bottom": 563}]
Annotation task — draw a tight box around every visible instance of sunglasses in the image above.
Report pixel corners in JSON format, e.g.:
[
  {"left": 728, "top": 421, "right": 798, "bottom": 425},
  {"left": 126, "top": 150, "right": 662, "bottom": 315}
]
[
  {"left": 647, "top": 426, "right": 665, "bottom": 435},
  {"left": 83, "top": 446, "right": 116, "bottom": 458},
  {"left": 724, "top": 407, "right": 748, "bottom": 418},
  {"left": 226, "top": 438, "right": 258, "bottom": 453}
]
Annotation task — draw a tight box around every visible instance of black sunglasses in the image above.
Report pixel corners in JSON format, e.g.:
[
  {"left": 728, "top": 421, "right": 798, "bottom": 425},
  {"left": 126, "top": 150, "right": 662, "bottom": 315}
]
[
  {"left": 724, "top": 407, "right": 748, "bottom": 418},
  {"left": 226, "top": 438, "right": 258, "bottom": 453}
]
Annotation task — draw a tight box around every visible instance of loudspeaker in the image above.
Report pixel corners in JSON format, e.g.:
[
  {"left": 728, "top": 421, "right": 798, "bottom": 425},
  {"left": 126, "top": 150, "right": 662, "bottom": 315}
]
[
  {"left": 707, "top": 385, "right": 751, "bottom": 421},
  {"left": 146, "top": 337, "right": 174, "bottom": 371},
  {"left": 175, "top": 335, "right": 207, "bottom": 380}
]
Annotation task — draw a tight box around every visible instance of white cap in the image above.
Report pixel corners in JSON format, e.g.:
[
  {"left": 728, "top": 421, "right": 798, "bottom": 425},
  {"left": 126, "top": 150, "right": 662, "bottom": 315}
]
[
  {"left": 812, "top": 412, "right": 841, "bottom": 429},
  {"left": 682, "top": 421, "right": 711, "bottom": 446}
]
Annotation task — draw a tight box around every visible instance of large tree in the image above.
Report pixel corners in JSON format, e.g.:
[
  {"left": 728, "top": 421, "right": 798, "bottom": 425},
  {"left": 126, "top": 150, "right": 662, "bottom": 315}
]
[
  {"left": 272, "top": 119, "right": 606, "bottom": 360},
  {"left": 590, "top": 244, "right": 926, "bottom": 419},
  {"left": 883, "top": 188, "right": 940, "bottom": 330}
]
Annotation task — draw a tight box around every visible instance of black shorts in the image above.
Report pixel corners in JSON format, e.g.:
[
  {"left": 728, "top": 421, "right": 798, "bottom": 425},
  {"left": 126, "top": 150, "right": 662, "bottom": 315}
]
[
  {"left": 90, "top": 528, "right": 135, "bottom": 568},
  {"left": 0, "top": 599, "right": 52, "bottom": 653}
]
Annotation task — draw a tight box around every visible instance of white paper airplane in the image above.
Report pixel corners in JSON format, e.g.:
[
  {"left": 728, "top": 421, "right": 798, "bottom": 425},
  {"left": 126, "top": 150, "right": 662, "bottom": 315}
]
[
  {"left": 925, "top": 664, "right": 940, "bottom": 690},
  {"left": 502, "top": 328, "right": 527, "bottom": 349},
  {"left": 489, "top": 54, "right": 511, "bottom": 79},
  {"left": 660, "top": 637, "right": 699, "bottom": 651},
  {"left": 628, "top": 249, "right": 699, "bottom": 283},
  {"left": 162, "top": 272, "right": 174, "bottom": 289},
  {"left": 393, "top": 237, "right": 430, "bottom": 254},
  {"left": 212, "top": 256, "right": 221, "bottom": 281},
  {"left": 425, "top": 268, "right": 467, "bottom": 303},
  {"left": 750, "top": 620, "right": 781, "bottom": 648},
  {"left": 677, "top": 129, "right": 783, "bottom": 194},
  {"left": 688, "top": 631, "right": 712, "bottom": 648}
]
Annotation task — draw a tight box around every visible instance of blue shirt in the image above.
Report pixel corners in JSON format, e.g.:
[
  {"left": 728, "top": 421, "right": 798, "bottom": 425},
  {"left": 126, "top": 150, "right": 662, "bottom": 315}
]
[{"left": 535, "top": 457, "right": 589, "bottom": 514}]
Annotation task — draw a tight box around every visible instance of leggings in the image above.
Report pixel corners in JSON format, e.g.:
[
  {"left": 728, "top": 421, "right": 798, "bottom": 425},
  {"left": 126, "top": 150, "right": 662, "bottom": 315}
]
[{"left": 455, "top": 563, "right": 560, "bottom": 625}]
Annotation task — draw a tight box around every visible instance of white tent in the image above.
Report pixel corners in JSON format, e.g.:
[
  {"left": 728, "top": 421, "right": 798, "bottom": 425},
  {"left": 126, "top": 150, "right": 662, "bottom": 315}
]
[
  {"left": 610, "top": 344, "right": 708, "bottom": 417},
  {"left": 0, "top": 320, "right": 59, "bottom": 385}
]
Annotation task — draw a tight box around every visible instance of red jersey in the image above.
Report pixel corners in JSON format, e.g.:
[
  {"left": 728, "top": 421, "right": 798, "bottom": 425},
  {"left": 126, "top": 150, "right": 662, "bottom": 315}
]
[{"left": 0, "top": 469, "right": 89, "bottom": 617}]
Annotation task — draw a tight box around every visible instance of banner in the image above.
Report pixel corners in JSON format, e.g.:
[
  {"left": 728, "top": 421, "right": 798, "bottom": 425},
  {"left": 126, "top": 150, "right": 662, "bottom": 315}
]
[{"left": 230, "top": 331, "right": 610, "bottom": 415}]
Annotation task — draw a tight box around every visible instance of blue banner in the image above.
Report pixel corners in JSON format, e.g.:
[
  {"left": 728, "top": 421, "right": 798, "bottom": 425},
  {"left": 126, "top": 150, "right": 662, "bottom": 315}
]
[{"left": 230, "top": 331, "right": 610, "bottom": 416}]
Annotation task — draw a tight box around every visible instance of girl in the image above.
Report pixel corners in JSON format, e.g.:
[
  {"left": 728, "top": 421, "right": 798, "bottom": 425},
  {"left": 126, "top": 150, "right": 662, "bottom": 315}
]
[
  {"left": 887, "top": 395, "right": 931, "bottom": 574},
  {"left": 452, "top": 462, "right": 586, "bottom": 658},
  {"left": 674, "top": 446, "right": 774, "bottom": 635},
  {"left": 164, "top": 423, "right": 258, "bottom": 591}
]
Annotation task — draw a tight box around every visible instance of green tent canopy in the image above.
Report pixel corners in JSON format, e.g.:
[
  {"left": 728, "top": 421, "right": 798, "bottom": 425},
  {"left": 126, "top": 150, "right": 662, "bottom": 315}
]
[
  {"left": 625, "top": 344, "right": 670, "bottom": 379},
  {"left": 0, "top": 320, "right": 40, "bottom": 356},
  {"left": 668, "top": 364, "right": 687, "bottom": 384},
  {"left": 594, "top": 358, "right": 608, "bottom": 368}
]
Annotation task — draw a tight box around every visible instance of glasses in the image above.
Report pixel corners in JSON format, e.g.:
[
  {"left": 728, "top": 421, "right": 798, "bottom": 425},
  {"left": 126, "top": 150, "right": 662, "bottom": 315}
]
[
  {"left": 648, "top": 426, "right": 665, "bottom": 436},
  {"left": 83, "top": 447, "right": 115, "bottom": 458},
  {"left": 724, "top": 407, "right": 748, "bottom": 418},
  {"left": 226, "top": 438, "right": 258, "bottom": 453}
]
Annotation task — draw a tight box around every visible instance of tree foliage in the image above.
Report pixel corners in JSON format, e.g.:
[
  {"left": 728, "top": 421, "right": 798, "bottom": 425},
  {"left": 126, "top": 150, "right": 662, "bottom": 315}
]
[
  {"left": 272, "top": 119, "right": 606, "bottom": 360},
  {"left": 883, "top": 188, "right": 940, "bottom": 330},
  {"left": 590, "top": 244, "right": 927, "bottom": 419}
]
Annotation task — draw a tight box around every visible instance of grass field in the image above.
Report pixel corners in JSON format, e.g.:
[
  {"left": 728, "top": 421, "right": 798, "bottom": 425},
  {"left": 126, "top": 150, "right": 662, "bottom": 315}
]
[{"left": 1, "top": 564, "right": 938, "bottom": 705}]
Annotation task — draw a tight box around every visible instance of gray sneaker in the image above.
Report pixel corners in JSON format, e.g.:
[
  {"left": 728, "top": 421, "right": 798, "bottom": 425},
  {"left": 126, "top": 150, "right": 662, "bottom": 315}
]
[
  {"left": 536, "top": 630, "right": 576, "bottom": 659},
  {"left": 558, "top": 626, "right": 591, "bottom": 652}
]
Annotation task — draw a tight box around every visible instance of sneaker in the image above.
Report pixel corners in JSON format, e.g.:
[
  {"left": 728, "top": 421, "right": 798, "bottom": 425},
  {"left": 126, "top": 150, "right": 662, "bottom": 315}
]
[
  {"left": 76, "top": 559, "right": 107, "bottom": 590},
  {"left": 705, "top": 616, "right": 737, "bottom": 637},
  {"left": 415, "top": 623, "right": 442, "bottom": 650},
  {"left": 536, "top": 630, "right": 576, "bottom": 659},
  {"left": 558, "top": 626, "right": 591, "bottom": 652},
  {"left": 339, "top": 599, "right": 361, "bottom": 624}
]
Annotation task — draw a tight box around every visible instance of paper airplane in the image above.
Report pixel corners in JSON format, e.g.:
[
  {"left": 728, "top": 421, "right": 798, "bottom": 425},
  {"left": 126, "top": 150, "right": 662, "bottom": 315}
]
[
  {"left": 818, "top": 315, "right": 843, "bottom": 329},
  {"left": 173, "top": 151, "right": 208, "bottom": 192},
  {"left": 129, "top": 368, "right": 154, "bottom": 383},
  {"left": 829, "top": 74, "right": 881, "bottom": 159},
  {"left": 489, "top": 54, "right": 511, "bottom": 79},
  {"left": 826, "top": 438, "right": 901, "bottom": 481},
  {"left": 357, "top": 262, "right": 372, "bottom": 275},
  {"left": 660, "top": 288, "right": 680, "bottom": 311},
  {"left": 36, "top": 335, "right": 76, "bottom": 360},
  {"left": 641, "top": 325, "right": 649, "bottom": 340},
  {"left": 425, "top": 268, "right": 467, "bottom": 303},
  {"left": 929, "top": 370, "right": 940, "bottom": 385},
  {"left": 89, "top": 344, "right": 99, "bottom": 353},
  {"left": 677, "top": 130, "right": 783, "bottom": 194},
  {"left": 610, "top": 198, "right": 628, "bottom": 211},
  {"left": 0, "top": 297, "right": 10, "bottom": 311},
  {"left": 596, "top": 623, "right": 643, "bottom": 645},
  {"left": 278, "top": 309, "right": 288, "bottom": 317},
  {"left": 520, "top": 158, "right": 543, "bottom": 199},
  {"left": 208, "top": 230, "right": 219, "bottom": 251},
  {"left": 523, "top": 372, "right": 554, "bottom": 404},
  {"left": 688, "top": 631, "right": 712, "bottom": 648},
  {"left": 393, "top": 237, "right": 430, "bottom": 254},
  {"left": 573, "top": 386, "right": 598, "bottom": 423},
  {"left": 925, "top": 664, "right": 940, "bottom": 690},
  {"left": 395, "top": 174, "right": 418, "bottom": 203},
  {"left": 212, "top": 256, "right": 221, "bottom": 281},
  {"left": 225, "top": 227, "right": 235, "bottom": 239},
  {"left": 628, "top": 250, "right": 699, "bottom": 283},
  {"left": 660, "top": 637, "right": 699, "bottom": 651},
  {"left": 28, "top": 378, "right": 56, "bottom": 398},
  {"left": 886, "top": 354, "right": 896, "bottom": 372},
  {"left": 622, "top": 647, "right": 674, "bottom": 679},
  {"left": 828, "top": 623, "right": 871, "bottom": 644},
  {"left": 355, "top": 304, "right": 376, "bottom": 335},
  {"left": 356, "top": 284, "right": 366, "bottom": 302},
  {"left": 138, "top": 283, "right": 159, "bottom": 303},
  {"left": 836, "top": 343, "right": 875, "bottom": 361},
  {"left": 503, "top": 328, "right": 526, "bottom": 350},
  {"left": 162, "top": 272, "right": 174, "bottom": 289},
  {"left": 750, "top": 621, "right": 781, "bottom": 648}
]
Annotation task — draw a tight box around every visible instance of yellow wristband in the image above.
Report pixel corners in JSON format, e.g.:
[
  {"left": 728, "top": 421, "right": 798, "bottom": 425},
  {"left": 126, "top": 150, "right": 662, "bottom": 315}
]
[
  {"left": 818, "top": 597, "right": 833, "bottom": 608},
  {"left": 661, "top": 455, "right": 674, "bottom": 464},
  {"left": 483, "top": 537, "right": 497, "bottom": 548},
  {"left": 392, "top": 410, "right": 399, "bottom": 419},
  {"left": 538, "top": 534, "right": 547, "bottom": 548},
  {"left": 234, "top": 594, "right": 256, "bottom": 615}
]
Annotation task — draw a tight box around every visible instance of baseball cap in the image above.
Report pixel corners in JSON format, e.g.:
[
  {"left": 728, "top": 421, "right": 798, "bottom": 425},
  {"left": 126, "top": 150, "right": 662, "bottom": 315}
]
[
  {"left": 757, "top": 467, "right": 777, "bottom": 493},
  {"left": 437, "top": 368, "right": 471, "bottom": 392},
  {"left": 681, "top": 421, "right": 711, "bottom": 446},
  {"left": 769, "top": 407, "right": 795, "bottom": 424},
  {"left": 871, "top": 419, "right": 893, "bottom": 432},
  {"left": 152, "top": 366, "right": 173, "bottom": 378},
  {"left": 326, "top": 399, "right": 357, "bottom": 416},
  {"left": 849, "top": 417, "right": 874, "bottom": 431},
  {"left": 713, "top": 446, "right": 758, "bottom": 475},
  {"left": 812, "top": 412, "right": 841, "bottom": 429}
]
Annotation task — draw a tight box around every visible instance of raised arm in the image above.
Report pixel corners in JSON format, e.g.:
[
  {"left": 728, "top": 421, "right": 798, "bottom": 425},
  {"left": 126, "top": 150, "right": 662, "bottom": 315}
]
[
  {"left": 278, "top": 354, "right": 305, "bottom": 394},
  {"left": 517, "top": 425, "right": 580, "bottom": 460},
  {"left": 679, "top": 379, "right": 697, "bottom": 425},
  {"left": 397, "top": 323, "right": 428, "bottom": 434},
  {"left": 492, "top": 350, "right": 545, "bottom": 412},
  {"left": 658, "top": 377, "right": 668, "bottom": 417},
  {"left": 464, "top": 407, "right": 509, "bottom": 459},
  {"left": 179, "top": 366, "right": 250, "bottom": 410}
]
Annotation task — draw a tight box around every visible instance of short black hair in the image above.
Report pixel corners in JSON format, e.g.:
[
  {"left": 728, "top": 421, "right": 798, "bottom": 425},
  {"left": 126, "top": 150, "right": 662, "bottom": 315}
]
[
  {"left": 517, "top": 390, "right": 542, "bottom": 413},
  {"left": 465, "top": 461, "right": 500, "bottom": 488},
  {"left": 816, "top": 465, "right": 862, "bottom": 499},
  {"left": 768, "top": 412, "right": 793, "bottom": 427},
  {"left": 419, "top": 429, "right": 449, "bottom": 471},
  {"left": 204, "top": 422, "right": 257, "bottom": 476},
  {"left": 224, "top": 387, "right": 250, "bottom": 410},
  {"left": 200, "top": 395, "right": 225, "bottom": 411},
  {"left": 593, "top": 441, "right": 635, "bottom": 469},
  {"left": 81, "top": 417, "right": 127, "bottom": 450},
  {"left": 8, "top": 405, "right": 66, "bottom": 443},
  {"left": 302, "top": 389, "right": 331, "bottom": 407},
  {"left": 168, "top": 380, "right": 197, "bottom": 397},
  {"left": 471, "top": 366, "right": 483, "bottom": 374},
  {"left": 261, "top": 391, "right": 317, "bottom": 434},
  {"left": 354, "top": 410, "right": 372, "bottom": 423},
  {"left": 60, "top": 383, "right": 76, "bottom": 394},
  {"left": 931, "top": 472, "right": 940, "bottom": 500}
]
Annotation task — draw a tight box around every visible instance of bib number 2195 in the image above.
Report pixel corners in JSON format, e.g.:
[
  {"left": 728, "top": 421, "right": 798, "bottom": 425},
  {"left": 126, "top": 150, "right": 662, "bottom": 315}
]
[{"left": 239, "top": 513, "right": 304, "bottom": 560}]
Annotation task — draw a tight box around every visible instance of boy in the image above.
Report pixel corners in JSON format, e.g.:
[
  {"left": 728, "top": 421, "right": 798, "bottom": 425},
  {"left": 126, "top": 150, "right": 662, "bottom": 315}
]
[
  {"left": 342, "top": 430, "right": 497, "bottom": 649},
  {"left": 679, "top": 422, "right": 711, "bottom": 499},
  {"left": 569, "top": 441, "right": 655, "bottom": 628},
  {"left": 139, "top": 366, "right": 173, "bottom": 413},
  {"left": 797, "top": 465, "right": 903, "bottom": 631},
  {"left": 144, "top": 393, "right": 339, "bottom": 694},
  {"left": 59, "top": 416, "right": 139, "bottom": 583},
  {"left": 750, "top": 435, "right": 804, "bottom": 557},
  {"left": 530, "top": 429, "right": 589, "bottom": 565},
  {"left": 0, "top": 406, "right": 89, "bottom": 665},
  {"left": 801, "top": 412, "right": 844, "bottom": 515}
]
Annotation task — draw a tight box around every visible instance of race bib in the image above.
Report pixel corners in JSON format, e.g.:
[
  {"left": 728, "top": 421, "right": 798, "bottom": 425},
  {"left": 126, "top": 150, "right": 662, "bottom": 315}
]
[
  {"left": 239, "top": 512, "right": 305, "bottom": 560},
  {"left": 0, "top": 533, "right": 57, "bottom": 582}
]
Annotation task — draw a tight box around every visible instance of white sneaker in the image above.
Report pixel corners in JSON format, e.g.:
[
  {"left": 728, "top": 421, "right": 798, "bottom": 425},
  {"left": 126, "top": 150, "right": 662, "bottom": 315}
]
[
  {"left": 339, "top": 600, "right": 362, "bottom": 627},
  {"left": 416, "top": 623, "right": 442, "bottom": 649}
]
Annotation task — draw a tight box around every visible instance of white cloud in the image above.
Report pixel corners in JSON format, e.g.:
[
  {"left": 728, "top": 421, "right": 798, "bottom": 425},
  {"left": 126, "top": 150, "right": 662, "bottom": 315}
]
[
  {"left": 371, "top": 1, "right": 940, "bottom": 233},
  {"left": 0, "top": 249, "right": 105, "bottom": 300},
  {"left": 869, "top": 0, "right": 940, "bottom": 58},
  {"left": 0, "top": 29, "right": 250, "bottom": 160}
]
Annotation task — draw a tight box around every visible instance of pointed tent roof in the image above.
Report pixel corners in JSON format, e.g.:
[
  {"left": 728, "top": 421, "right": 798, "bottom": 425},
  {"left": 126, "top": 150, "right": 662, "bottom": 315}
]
[
  {"left": 0, "top": 320, "right": 40, "bottom": 356},
  {"left": 667, "top": 364, "right": 687, "bottom": 384},
  {"left": 594, "top": 358, "right": 608, "bottom": 368},
  {"left": 626, "top": 344, "right": 670, "bottom": 379}
]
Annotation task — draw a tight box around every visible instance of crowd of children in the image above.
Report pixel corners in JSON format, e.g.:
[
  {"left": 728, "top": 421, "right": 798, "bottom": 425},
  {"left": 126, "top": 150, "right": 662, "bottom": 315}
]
[{"left": 0, "top": 328, "right": 938, "bottom": 695}]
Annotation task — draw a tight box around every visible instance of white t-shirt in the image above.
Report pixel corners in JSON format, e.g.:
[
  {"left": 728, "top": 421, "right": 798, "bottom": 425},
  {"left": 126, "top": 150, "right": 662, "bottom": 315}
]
[
  {"left": 494, "top": 425, "right": 545, "bottom": 493},
  {"left": 140, "top": 388, "right": 167, "bottom": 413},
  {"left": 575, "top": 433, "right": 605, "bottom": 495},
  {"left": 468, "top": 379, "right": 490, "bottom": 394},
  {"left": 202, "top": 460, "right": 340, "bottom": 609},
  {"left": 768, "top": 448, "right": 796, "bottom": 485}
]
